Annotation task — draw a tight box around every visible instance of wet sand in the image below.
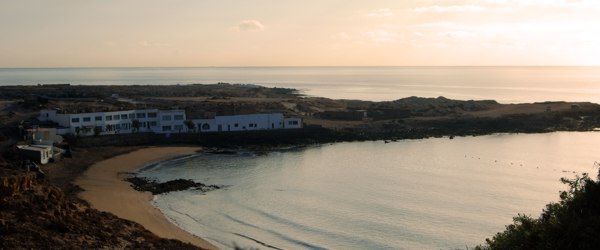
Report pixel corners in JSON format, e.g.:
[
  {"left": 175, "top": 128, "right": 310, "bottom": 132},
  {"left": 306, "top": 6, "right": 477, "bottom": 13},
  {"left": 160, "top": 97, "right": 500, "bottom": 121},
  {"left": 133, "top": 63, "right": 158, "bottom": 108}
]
[{"left": 76, "top": 147, "right": 216, "bottom": 249}]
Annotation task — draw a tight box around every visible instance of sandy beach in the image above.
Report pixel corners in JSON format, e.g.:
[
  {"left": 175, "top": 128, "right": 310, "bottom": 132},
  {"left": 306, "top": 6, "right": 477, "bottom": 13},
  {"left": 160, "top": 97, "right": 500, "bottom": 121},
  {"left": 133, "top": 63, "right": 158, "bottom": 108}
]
[{"left": 76, "top": 147, "right": 217, "bottom": 249}]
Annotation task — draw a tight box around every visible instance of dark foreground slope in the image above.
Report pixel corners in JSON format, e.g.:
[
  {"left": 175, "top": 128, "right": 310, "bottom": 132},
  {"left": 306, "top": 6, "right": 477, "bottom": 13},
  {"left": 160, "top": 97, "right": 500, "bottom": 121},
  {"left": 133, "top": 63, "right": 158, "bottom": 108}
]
[
  {"left": 0, "top": 160, "right": 200, "bottom": 249},
  {"left": 477, "top": 170, "right": 600, "bottom": 249}
]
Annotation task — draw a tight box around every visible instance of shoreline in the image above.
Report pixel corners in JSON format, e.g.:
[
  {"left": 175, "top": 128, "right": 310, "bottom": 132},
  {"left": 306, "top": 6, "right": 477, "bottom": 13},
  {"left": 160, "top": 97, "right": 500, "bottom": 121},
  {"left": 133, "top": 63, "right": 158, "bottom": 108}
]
[{"left": 75, "top": 146, "right": 217, "bottom": 250}]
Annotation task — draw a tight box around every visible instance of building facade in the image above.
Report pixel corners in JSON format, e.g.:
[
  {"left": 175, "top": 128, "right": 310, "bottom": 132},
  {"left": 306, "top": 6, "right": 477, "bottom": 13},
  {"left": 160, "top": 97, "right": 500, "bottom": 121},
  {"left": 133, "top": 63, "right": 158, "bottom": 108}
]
[
  {"left": 193, "top": 113, "right": 302, "bottom": 132},
  {"left": 39, "top": 109, "right": 302, "bottom": 136},
  {"left": 38, "top": 109, "right": 187, "bottom": 136}
]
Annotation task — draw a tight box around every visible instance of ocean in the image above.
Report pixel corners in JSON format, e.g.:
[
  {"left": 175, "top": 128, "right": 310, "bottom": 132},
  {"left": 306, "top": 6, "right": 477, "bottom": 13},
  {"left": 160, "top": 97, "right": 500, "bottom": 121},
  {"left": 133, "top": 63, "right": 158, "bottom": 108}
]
[
  {"left": 1, "top": 67, "right": 599, "bottom": 103},
  {"left": 138, "top": 132, "right": 600, "bottom": 249}
]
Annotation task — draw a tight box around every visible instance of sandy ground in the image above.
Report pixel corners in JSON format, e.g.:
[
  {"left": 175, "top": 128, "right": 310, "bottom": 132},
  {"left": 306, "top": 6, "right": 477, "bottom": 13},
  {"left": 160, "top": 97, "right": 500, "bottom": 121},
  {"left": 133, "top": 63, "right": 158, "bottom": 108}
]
[{"left": 76, "top": 147, "right": 217, "bottom": 249}]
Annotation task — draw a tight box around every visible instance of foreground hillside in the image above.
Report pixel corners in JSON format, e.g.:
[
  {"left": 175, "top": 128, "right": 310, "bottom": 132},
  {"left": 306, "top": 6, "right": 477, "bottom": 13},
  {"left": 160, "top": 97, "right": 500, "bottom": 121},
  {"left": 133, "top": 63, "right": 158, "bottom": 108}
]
[{"left": 0, "top": 161, "right": 199, "bottom": 249}]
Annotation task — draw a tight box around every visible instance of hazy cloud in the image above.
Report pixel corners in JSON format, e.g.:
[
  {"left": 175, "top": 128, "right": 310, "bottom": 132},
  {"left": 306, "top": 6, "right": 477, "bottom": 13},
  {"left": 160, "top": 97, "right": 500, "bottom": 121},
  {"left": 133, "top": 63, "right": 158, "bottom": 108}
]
[
  {"left": 413, "top": 5, "right": 486, "bottom": 13},
  {"left": 235, "top": 20, "right": 265, "bottom": 31},
  {"left": 365, "top": 8, "right": 394, "bottom": 18},
  {"left": 364, "top": 29, "right": 399, "bottom": 43},
  {"left": 138, "top": 41, "right": 171, "bottom": 47},
  {"left": 333, "top": 32, "right": 351, "bottom": 41}
]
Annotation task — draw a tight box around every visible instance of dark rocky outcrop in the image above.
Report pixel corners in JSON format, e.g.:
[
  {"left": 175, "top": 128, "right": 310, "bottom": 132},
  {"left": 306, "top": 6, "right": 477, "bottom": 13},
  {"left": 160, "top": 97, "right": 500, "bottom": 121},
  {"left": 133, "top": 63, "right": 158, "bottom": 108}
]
[{"left": 126, "top": 176, "right": 221, "bottom": 195}]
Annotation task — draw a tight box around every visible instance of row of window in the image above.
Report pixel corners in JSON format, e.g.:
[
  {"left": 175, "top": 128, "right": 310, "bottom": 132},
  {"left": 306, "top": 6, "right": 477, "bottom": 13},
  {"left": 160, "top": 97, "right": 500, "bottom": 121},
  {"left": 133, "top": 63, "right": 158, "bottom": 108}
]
[
  {"left": 162, "top": 114, "right": 185, "bottom": 121},
  {"left": 70, "top": 112, "right": 165, "bottom": 123},
  {"left": 94, "top": 121, "right": 160, "bottom": 132},
  {"left": 196, "top": 122, "right": 283, "bottom": 131},
  {"left": 161, "top": 125, "right": 184, "bottom": 132},
  {"left": 73, "top": 120, "right": 186, "bottom": 135}
]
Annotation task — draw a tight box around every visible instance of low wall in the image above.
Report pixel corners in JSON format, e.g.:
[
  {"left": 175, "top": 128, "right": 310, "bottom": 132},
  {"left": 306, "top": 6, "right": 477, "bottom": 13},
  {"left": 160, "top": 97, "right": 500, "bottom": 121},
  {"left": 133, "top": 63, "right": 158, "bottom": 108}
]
[{"left": 72, "top": 127, "right": 346, "bottom": 148}]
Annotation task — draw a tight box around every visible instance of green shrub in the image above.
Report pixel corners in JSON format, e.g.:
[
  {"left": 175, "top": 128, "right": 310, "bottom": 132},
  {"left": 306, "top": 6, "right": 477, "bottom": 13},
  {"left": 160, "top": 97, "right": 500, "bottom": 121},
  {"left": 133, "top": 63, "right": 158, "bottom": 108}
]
[{"left": 477, "top": 170, "right": 600, "bottom": 249}]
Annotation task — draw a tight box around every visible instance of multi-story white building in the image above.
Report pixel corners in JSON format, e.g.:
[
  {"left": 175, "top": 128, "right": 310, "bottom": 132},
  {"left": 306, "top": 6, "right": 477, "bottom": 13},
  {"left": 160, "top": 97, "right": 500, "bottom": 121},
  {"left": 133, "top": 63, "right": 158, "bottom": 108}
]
[
  {"left": 193, "top": 113, "right": 302, "bottom": 132},
  {"left": 38, "top": 109, "right": 302, "bottom": 136},
  {"left": 38, "top": 109, "right": 187, "bottom": 136}
]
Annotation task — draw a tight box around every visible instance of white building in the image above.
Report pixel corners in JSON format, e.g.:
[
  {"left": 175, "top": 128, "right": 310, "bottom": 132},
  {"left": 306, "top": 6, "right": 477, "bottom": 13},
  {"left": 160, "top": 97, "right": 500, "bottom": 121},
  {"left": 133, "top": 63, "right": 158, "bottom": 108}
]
[
  {"left": 38, "top": 109, "right": 187, "bottom": 136},
  {"left": 194, "top": 113, "right": 302, "bottom": 132},
  {"left": 17, "top": 145, "right": 54, "bottom": 164},
  {"left": 38, "top": 109, "right": 302, "bottom": 136}
]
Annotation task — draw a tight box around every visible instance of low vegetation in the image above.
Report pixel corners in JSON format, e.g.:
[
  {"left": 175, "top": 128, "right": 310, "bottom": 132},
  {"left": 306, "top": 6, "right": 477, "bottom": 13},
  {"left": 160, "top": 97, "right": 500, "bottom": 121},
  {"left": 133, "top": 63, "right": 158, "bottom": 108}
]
[{"left": 477, "top": 170, "right": 600, "bottom": 249}]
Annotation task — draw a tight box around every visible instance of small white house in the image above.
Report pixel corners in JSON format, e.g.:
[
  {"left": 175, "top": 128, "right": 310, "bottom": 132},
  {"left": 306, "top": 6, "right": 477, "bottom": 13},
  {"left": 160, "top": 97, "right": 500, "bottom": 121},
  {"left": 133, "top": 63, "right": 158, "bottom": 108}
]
[
  {"left": 17, "top": 145, "right": 54, "bottom": 164},
  {"left": 193, "top": 113, "right": 302, "bottom": 132}
]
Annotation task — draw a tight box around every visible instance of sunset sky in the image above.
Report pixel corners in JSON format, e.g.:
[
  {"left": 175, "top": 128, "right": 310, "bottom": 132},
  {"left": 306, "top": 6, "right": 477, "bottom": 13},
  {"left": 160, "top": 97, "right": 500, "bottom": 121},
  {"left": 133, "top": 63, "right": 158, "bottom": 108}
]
[{"left": 2, "top": 0, "right": 600, "bottom": 67}]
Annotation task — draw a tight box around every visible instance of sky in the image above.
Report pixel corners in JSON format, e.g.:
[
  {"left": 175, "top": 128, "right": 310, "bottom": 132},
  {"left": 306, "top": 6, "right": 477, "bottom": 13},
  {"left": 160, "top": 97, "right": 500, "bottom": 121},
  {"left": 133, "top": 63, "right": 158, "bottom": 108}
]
[{"left": 1, "top": 0, "right": 600, "bottom": 67}]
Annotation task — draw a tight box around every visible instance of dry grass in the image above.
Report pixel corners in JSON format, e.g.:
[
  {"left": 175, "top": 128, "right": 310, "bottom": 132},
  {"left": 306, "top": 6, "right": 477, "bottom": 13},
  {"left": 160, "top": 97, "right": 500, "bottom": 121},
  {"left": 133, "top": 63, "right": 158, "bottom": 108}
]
[
  {"left": 150, "top": 96, "right": 292, "bottom": 103},
  {"left": 469, "top": 102, "right": 591, "bottom": 118},
  {"left": 303, "top": 117, "right": 368, "bottom": 129}
]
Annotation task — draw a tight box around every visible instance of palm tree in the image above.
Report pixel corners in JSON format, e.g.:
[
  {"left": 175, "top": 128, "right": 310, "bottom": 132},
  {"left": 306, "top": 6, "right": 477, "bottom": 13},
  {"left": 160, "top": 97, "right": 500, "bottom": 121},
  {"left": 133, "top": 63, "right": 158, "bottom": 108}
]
[
  {"left": 132, "top": 119, "right": 140, "bottom": 133},
  {"left": 93, "top": 126, "right": 102, "bottom": 136},
  {"left": 184, "top": 120, "right": 196, "bottom": 133}
]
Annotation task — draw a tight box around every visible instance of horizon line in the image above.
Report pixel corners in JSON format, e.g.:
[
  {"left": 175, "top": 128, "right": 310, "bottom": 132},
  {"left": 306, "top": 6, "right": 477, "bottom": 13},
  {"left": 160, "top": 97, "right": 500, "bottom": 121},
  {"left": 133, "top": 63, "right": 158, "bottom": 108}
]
[{"left": 2, "top": 65, "right": 600, "bottom": 69}]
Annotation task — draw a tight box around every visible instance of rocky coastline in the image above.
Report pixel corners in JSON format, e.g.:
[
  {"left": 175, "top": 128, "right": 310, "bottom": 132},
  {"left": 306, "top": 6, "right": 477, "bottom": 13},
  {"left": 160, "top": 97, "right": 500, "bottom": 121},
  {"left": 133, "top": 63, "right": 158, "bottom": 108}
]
[{"left": 126, "top": 176, "right": 221, "bottom": 195}]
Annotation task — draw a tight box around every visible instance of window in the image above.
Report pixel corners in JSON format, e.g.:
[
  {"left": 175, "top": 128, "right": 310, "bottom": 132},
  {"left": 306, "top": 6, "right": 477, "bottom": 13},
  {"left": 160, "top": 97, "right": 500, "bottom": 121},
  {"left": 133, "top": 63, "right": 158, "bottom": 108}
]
[
  {"left": 113, "top": 115, "right": 120, "bottom": 120},
  {"left": 174, "top": 125, "right": 183, "bottom": 131},
  {"left": 248, "top": 123, "right": 253, "bottom": 128},
  {"left": 115, "top": 124, "right": 121, "bottom": 130},
  {"left": 136, "top": 113, "right": 146, "bottom": 118},
  {"left": 71, "top": 118, "right": 80, "bottom": 123},
  {"left": 129, "top": 114, "right": 135, "bottom": 119},
  {"left": 174, "top": 115, "right": 184, "bottom": 120},
  {"left": 234, "top": 123, "right": 239, "bottom": 127},
  {"left": 83, "top": 117, "right": 91, "bottom": 122},
  {"left": 162, "top": 115, "right": 172, "bottom": 121},
  {"left": 95, "top": 126, "right": 103, "bottom": 132},
  {"left": 201, "top": 123, "right": 210, "bottom": 130},
  {"left": 162, "top": 125, "right": 172, "bottom": 131},
  {"left": 149, "top": 121, "right": 157, "bottom": 127},
  {"left": 105, "top": 116, "right": 112, "bottom": 121},
  {"left": 288, "top": 120, "right": 299, "bottom": 125},
  {"left": 122, "top": 123, "right": 129, "bottom": 130},
  {"left": 95, "top": 116, "right": 102, "bottom": 121},
  {"left": 121, "top": 114, "right": 128, "bottom": 119},
  {"left": 147, "top": 112, "right": 157, "bottom": 118}
]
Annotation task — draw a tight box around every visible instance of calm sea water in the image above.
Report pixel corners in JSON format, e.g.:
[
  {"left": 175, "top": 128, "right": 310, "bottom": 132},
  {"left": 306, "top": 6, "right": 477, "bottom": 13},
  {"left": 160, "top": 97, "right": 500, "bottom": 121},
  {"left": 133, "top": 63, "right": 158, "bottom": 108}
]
[
  {"left": 139, "top": 132, "right": 600, "bottom": 249},
  {"left": 1, "top": 67, "right": 600, "bottom": 103}
]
